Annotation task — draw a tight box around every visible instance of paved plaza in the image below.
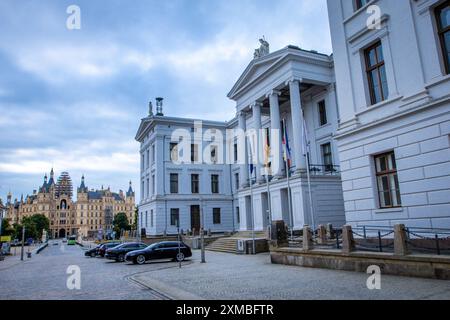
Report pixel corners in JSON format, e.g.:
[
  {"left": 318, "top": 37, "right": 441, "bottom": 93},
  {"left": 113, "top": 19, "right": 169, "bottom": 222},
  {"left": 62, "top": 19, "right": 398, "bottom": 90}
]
[{"left": 0, "top": 241, "right": 449, "bottom": 300}]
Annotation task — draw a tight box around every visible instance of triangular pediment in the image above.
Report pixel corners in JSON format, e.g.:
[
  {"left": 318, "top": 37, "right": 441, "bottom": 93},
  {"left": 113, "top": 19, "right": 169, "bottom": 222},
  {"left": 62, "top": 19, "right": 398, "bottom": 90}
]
[{"left": 227, "top": 48, "right": 289, "bottom": 99}]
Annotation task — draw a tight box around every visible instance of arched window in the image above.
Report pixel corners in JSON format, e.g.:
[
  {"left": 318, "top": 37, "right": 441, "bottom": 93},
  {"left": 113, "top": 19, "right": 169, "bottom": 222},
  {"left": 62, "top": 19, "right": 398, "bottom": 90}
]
[{"left": 60, "top": 199, "right": 67, "bottom": 210}]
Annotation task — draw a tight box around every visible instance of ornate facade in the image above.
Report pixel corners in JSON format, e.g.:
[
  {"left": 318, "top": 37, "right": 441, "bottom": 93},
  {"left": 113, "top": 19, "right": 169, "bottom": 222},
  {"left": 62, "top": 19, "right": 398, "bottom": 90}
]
[{"left": 4, "top": 169, "right": 135, "bottom": 239}]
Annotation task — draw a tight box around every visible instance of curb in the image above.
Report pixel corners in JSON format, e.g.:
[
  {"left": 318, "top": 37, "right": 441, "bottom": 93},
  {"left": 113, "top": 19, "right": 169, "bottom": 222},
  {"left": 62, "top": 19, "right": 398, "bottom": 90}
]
[
  {"left": 130, "top": 275, "right": 204, "bottom": 300},
  {"left": 35, "top": 242, "right": 48, "bottom": 254}
]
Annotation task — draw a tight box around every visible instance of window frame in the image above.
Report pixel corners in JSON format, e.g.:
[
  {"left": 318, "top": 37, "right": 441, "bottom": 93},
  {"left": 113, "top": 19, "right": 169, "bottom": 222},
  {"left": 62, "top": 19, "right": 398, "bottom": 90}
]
[
  {"left": 169, "top": 173, "right": 179, "bottom": 194},
  {"left": 213, "top": 208, "right": 221, "bottom": 224},
  {"left": 211, "top": 174, "right": 219, "bottom": 194},
  {"left": 435, "top": 1, "right": 450, "bottom": 74},
  {"left": 169, "top": 142, "right": 178, "bottom": 162},
  {"left": 374, "top": 151, "right": 402, "bottom": 209},
  {"left": 355, "top": 0, "right": 370, "bottom": 11},
  {"left": 321, "top": 142, "right": 333, "bottom": 172},
  {"left": 318, "top": 100, "right": 328, "bottom": 126},
  {"left": 364, "top": 41, "right": 389, "bottom": 105},
  {"left": 191, "top": 174, "right": 199, "bottom": 194},
  {"left": 170, "top": 208, "right": 180, "bottom": 227}
]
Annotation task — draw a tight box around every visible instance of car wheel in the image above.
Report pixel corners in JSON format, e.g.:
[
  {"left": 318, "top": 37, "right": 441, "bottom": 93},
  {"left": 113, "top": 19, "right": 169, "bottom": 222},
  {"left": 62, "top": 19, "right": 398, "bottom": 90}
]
[
  {"left": 117, "top": 254, "right": 125, "bottom": 262},
  {"left": 176, "top": 252, "right": 185, "bottom": 262},
  {"left": 90, "top": 252, "right": 96, "bottom": 258},
  {"left": 136, "top": 255, "right": 146, "bottom": 265}
]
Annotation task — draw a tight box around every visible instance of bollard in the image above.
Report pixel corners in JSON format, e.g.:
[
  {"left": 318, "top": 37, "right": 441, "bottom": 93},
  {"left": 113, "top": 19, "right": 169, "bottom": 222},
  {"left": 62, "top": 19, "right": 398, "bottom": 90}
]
[
  {"left": 342, "top": 225, "right": 355, "bottom": 254},
  {"left": 394, "top": 224, "right": 409, "bottom": 256},
  {"left": 302, "top": 225, "right": 313, "bottom": 251},
  {"left": 318, "top": 225, "right": 327, "bottom": 244},
  {"left": 326, "top": 223, "right": 333, "bottom": 239},
  {"left": 435, "top": 234, "right": 441, "bottom": 255}
]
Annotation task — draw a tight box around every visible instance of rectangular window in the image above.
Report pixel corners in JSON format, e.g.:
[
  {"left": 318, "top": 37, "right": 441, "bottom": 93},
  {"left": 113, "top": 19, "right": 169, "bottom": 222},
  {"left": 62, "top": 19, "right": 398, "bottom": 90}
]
[
  {"left": 234, "top": 143, "right": 238, "bottom": 163},
  {"left": 213, "top": 208, "right": 221, "bottom": 224},
  {"left": 321, "top": 143, "right": 333, "bottom": 172},
  {"left": 170, "top": 173, "right": 178, "bottom": 194},
  {"left": 211, "top": 174, "right": 219, "bottom": 194},
  {"left": 145, "top": 211, "right": 148, "bottom": 228},
  {"left": 374, "top": 152, "right": 402, "bottom": 208},
  {"left": 151, "top": 144, "right": 155, "bottom": 164},
  {"left": 152, "top": 175, "right": 155, "bottom": 195},
  {"left": 436, "top": 1, "right": 450, "bottom": 74},
  {"left": 235, "top": 173, "right": 240, "bottom": 190},
  {"left": 355, "top": 0, "right": 370, "bottom": 10},
  {"left": 146, "top": 149, "right": 150, "bottom": 168},
  {"left": 170, "top": 208, "right": 180, "bottom": 226},
  {"left": 191, "top": 144, "right": 198, "bottom": 163},
  {"left": 318, "top": 100, "right": 328, "bottom": 126},
  {"left": 146, "top": 178, "right": 150, "bottom": 198},
  {"left": 364, "top": 41, "right": 389, "bottom": 105},
  {"left": 236, "top": 207, "right": 240, "bottom": 224},
  {"left": 170, "top": 142, "right": 178, "bottom": 161},
  {"left": 141, "top": 154, "right": 145, "bottom": 171},
  {"left": 150, "top": 210, "right": 154, "bottom": 227},
  {"left": 191, "top": 174, "right": 199, "bottom": 194}
]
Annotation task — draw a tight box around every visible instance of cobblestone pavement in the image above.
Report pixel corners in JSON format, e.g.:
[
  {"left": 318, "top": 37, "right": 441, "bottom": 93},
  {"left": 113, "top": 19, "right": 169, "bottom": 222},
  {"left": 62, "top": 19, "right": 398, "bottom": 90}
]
[
  {"left": 0, "top": 240, "right": 191, "bottom": 300},
  {"left": 132, "top": 250, "right": 450, "bottom": 300}
]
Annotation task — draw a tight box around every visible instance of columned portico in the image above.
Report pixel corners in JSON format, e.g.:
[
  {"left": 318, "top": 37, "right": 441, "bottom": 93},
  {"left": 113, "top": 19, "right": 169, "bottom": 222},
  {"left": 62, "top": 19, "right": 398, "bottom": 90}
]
[
  {"left": 238, "top": 111, "right": 249, "bottom": 189},
  {"left": 251, "top": 102, "right": 265, "bottom": 184},
  {"left": 267, "top": 90, "right": 284, "bottom": 179},
  {"left": 287, "top": 79, "right": 307, "bottom": 174}
]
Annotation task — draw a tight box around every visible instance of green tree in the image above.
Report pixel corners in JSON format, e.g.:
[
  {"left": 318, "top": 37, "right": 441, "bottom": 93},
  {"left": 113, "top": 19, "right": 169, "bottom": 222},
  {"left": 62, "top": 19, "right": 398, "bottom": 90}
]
[
  {"left": 29, "top": 214, "right": 50, "bottom": 239},
  {"left": 21, "top": 216, "right": 38, "bottom": 239},
  {"left": 0, "top": 218, "right": 14, "bottom": 236},
  {"left": 131, "top": 206, "right": 138, "bottom": 230},
  {"left": 113, "top": 212, "right": 131, "bottom": 238}
]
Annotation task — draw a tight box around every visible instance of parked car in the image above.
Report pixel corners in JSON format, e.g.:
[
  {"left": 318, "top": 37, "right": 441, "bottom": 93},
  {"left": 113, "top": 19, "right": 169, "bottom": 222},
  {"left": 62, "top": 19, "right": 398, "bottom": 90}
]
[
  {"left": 97, "top": 242, "right": 122, "bottom": 257},
  {"left": 105, "top": 242, "right": 148, "bottom": 262},
  {"left": 125, "top": 241, "right": 192, "bottom": 265},
  {"left": 85, "top": 244, "right": 103, "bottom": 257},
  {"left": 62, "top": 238, "right": 67, "bottom": 243}
]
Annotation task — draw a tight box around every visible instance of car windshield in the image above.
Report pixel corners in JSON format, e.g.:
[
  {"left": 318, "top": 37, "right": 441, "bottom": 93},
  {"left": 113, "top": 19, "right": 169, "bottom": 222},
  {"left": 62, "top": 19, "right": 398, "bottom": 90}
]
[{"left": 146, "top": 243, "right": 160, "bottom": 250}]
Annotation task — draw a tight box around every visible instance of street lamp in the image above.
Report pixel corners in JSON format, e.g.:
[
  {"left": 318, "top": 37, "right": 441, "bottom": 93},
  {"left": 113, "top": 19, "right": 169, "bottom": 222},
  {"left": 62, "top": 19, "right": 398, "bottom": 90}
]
[{"left": 200, "top": 196, "right": 205, "bottom": 263}]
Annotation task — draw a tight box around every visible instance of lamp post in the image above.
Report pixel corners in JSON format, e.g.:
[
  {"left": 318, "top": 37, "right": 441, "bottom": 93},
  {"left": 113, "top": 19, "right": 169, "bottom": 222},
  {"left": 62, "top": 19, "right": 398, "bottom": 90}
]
[
  {"left": 20, "top": 225, "right": 25, "bottom": 261},
  {"left": 200, "top": 196, "right": 205, "bottom": 263}
]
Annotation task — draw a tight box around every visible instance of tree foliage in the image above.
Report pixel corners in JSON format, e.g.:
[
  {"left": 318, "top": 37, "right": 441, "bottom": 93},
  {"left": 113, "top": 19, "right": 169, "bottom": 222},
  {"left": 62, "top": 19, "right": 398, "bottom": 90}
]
[{"left": 113, "top": 212, "right": 131, "bottom": 236}]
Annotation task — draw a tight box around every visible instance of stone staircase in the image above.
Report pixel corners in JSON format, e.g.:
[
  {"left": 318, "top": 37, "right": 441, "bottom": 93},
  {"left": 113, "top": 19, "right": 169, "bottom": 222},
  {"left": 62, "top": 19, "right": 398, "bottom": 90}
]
[{"left": 206, "top": 231, "right": 268, "bottom": 254}]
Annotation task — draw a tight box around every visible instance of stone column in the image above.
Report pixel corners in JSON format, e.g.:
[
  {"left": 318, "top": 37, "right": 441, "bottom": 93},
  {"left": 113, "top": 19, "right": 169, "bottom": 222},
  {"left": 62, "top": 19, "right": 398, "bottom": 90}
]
[
  {"left": 302, "top": 225, "right": 313, "bottom": 251},
  {"left": 238, "top": 111, "right": 249, "bottom": 189},
  {"left": 394, "top": 224, "right": 409, "bottom": 256},
  {"left": 288, "top": 79, "right": 307, "bottom": 174},
  {"left": 251, "top": 102, "right": 265, "bottom": 184},
  {"left": 342, "top": 225, "right": 355, "bottom": 254},
  {"left": 267, "top": 90, "right": 284, "bottom": 179}
]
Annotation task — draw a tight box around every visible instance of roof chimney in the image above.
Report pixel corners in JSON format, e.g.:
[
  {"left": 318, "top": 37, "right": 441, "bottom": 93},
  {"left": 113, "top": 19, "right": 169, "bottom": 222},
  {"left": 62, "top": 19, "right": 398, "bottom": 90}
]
[{"left": 155, "top": 97, "right": 164, "bottom": 116}]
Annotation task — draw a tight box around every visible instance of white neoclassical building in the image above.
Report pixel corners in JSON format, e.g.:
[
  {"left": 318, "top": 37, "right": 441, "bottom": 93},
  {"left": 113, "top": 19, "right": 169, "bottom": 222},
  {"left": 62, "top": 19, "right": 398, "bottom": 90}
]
[
  {"left": 136, "top": 45, "right": 346, "bottom": 236},
  {"left": 327, "top": 0, "right": 450, "bottom": 228}
]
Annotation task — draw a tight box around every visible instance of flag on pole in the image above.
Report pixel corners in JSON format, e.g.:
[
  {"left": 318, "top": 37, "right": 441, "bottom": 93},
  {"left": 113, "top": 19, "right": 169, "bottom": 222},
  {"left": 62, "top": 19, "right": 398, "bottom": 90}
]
[
  {"left": 263, "top": 128, "right": 271, "bottom": 174},
  {"left": 302, "top": 118, "right": 309, "bottom": 156},
  {"left": 281, "top": 119, "right": 292, "bottom": 168}
]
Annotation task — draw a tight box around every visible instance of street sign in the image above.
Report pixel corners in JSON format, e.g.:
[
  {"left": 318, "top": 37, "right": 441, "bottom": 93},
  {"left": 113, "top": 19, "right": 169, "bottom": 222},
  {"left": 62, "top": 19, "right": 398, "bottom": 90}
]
[{"left": 0, "top": 236, "right": 11, "bottom": 242}]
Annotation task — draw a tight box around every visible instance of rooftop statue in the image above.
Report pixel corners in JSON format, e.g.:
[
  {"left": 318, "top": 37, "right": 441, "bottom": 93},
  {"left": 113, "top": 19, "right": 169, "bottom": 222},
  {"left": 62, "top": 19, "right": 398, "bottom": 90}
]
[{"left": 254, "top": 37, "right": 270, "bottom": 59}]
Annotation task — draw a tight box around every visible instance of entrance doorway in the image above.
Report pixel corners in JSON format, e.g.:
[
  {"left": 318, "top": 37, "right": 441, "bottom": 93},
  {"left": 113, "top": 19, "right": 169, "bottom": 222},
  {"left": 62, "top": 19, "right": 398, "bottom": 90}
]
[
  {"left": 190, "top": 205, "right": 200, "bottom": 235},
  {"left": 58, "top": 228, "right": 66, "bottom": 238}
]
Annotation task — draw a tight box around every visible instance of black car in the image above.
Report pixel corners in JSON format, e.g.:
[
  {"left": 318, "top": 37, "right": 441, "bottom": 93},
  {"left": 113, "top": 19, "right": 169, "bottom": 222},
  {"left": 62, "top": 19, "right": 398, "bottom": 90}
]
[
  {"left": 98, "top": 242, "right": 122, "bottom": 257},
  {"left": 105, "top": 242, "right": 148, "bottom": 262},
  {"left": 85, "top": 244, "right": 103, "bottom": 257},
  {"left": 125, "top": 241, "right": 192, "bottom": 265}
]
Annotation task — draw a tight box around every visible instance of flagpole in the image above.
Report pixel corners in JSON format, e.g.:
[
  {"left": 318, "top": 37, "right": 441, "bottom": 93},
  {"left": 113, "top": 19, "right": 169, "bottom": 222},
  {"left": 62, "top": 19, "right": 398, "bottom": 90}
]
[
  {"left": 282, "top": 119, "right": 294, "bottom": 240},
  {"left": 247, "top": 137, "right": 256, "bottom": 255},
  {"left": 303, "top": 120, "right": 315, "bottom": 231},
  {"left": 264, "top": 129, "right": 272, "bottom": 237}
]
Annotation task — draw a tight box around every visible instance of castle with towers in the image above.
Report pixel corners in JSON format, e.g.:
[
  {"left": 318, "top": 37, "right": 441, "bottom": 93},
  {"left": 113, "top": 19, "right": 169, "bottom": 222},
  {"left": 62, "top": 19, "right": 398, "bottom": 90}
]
[{"left": 2, "top": 169, "right": 135, "bottom": 239}]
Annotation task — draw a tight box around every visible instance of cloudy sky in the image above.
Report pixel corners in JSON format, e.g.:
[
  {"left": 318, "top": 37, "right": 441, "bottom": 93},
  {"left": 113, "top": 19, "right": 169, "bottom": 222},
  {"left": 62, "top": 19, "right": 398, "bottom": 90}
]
[{"left": 0, "top": 0, "right": 332, "bottom": 202}]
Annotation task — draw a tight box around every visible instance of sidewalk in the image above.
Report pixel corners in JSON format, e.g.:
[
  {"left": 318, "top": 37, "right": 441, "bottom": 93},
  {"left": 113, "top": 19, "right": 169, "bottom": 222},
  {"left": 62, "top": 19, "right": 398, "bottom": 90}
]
[{"left": 131, "top": 251, "right": 450, "bottom": 300}]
